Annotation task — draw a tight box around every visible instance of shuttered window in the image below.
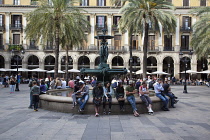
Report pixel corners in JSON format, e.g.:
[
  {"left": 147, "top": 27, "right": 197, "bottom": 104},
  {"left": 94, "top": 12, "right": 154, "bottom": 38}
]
[
  {"left": 132, "top": 35, "right": 138, "bottom": 50},
  {"left": 164, "top": 35, "right": 172, "bottom": 50},
  {"left": 97, "top": 0, "right": 106, "bottom": 6},
  {"left": 13, "top": 34, "right": 20, "bottom": 44},
  {"left": 148, "top": 35, "right": 155, "bottom": 50},
  {"left": 80, "top": 0, "right": 89, "bottom": 6},
  {"left": 181, "top": 35, "right": 189, "bottom": 51},
  {"left": 182, "top": 16, "right": 191, "bottom": 29},
  {"left": 183, "top": 0, "right": 189, "bottom": 6},
  {"left": 113, "top": 16, "right": 121, "bottom": 25},
  {"left": 0, "top": 34, "right": 3, "bottom": 46},
  {"left": 0, "top": 14, "right": 4, "bottom": 26},
  {"left": 0, "top": 0, "right": 4, "bottom": 4},
  {"left": 14, "top": 0, "right": 20, "bottom": 5},
  {"left": 200, "top": 0, "right": 206, "bottom": 6},
  {"left": 96, "top": 16, "right": 106, "bottom": 28},
  {"left": 114, "top": 35, "right": 121, "bottom": 50}
]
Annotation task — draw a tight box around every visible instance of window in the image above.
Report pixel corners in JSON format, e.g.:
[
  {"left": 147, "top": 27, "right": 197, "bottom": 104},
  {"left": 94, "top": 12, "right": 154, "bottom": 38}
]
[
  {"left": 98, "top": 0, "right": 106, "bottom": 6},
  {"left": 114, "top": 35, "right": 121, "bottom": 50},
  {"left": 0, "top": 14, "right": 4, "bottom": 26},
  {"left": 13, "top": 34, "right": 20, "bottom": 44},
  {"left": 164, "top": 35, "right": 172, "bottom": 51},
  {"left": 113, "top": 16, "right": 121, "bottom": 25},
  {"left": 181, "top": 35, "right": 189, "bottom": 51},
  {"left": 148, "top": 35, "right": 155, "bottom": 50},
  {"left": 0, "top": 34, "right": 3, "bottom": 47},
  {"left": 132, "top": 35, "right": 138, "bottom": 50},
  {"left": 200, "top": 0, "right": 206, "bottom": 6},
  {"left": 0, "top": 0, "right": 4, "bottom": 4},
  {"left": 96, "top": 16, "right": 106, "bottom": 28},
  {"left": 13, "top": 0, "right": 20, "bottom": 5},
  {"left": 11, "top": 15, "right": 22, "bottom": 28},
  {"left": 81, "top": 0, "right": 89, "bottom": 6},
  {"left": 183, "top": 0, "right": 189, "bottom": 6},
  {"left": 182, "top": 16, "right": 191, "bottom": 29}
]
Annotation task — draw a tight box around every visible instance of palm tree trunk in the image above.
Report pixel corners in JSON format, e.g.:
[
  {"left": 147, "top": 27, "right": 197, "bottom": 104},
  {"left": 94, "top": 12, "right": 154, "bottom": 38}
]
[
  {"left": 65, "top": 48, "right": 69, "bottom": 85},
  {"left": 54, "top": 28, "right": 59, "bottom": 78},
  {"left": 142, "top": 23, "right": 149, "bottom": 79},
  {"left": 129, "top": 35, "right": 133, "bottom": 79}
]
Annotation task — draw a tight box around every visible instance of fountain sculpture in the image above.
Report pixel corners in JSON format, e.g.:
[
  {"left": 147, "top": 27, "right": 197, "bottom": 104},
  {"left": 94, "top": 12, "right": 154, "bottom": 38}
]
[{"left": 80, "top": 29, "right": 127, "bottom": 82}]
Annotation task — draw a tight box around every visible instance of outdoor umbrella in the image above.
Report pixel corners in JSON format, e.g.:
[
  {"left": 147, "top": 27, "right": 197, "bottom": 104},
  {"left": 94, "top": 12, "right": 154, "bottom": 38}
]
[
  {"left": 151, "top": 71, "right": 169, "bottom": 75},
  {"left": 180, "top": 70, "right": 197, "bottom": 74},
  {"left": 197, "top": 70, "right": 210, "bottom": 74},
  {"left": 68, "top": 69, "right": 80, "bottom": 73},
  {"left": 135, "top": 70, "right": 151, "bottom": 75},
  {"left": 30, "top": 68, "right": 47, "bottom": 72},
  {"left": 47, "top": 70, "right": 65, "bottom": 74},
  {"left": 11, "top": 68, "right": 31, "bottom": 72}
]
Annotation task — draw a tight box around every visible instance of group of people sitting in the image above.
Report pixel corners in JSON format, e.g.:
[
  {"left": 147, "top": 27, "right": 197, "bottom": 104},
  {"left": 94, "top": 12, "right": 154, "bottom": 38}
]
[{"left": 71, "top": 78, "right": 178, "bottom": 117}]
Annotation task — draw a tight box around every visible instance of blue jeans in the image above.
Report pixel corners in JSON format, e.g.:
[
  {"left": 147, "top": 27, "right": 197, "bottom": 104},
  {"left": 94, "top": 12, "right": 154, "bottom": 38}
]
[
  {"left": 10, "top": 85, "right": 15, "bottom": 92},
  {"left": 126, "top": 95, "right": 137, "bottom": 112},
  {"left": 165, "top": 92, "right": 175, "bottom": 107},
  {"left": 77, "top": 94, "right": 89, "bottom": 110},
  {"left": 29, "top": 92, "right": 33, "bottom": 107},
  {"left": 156, "top": 93, "right": 169, "bottom": 108}
]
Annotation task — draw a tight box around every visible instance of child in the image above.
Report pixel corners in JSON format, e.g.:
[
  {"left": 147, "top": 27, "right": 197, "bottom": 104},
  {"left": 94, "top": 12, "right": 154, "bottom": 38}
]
[{"left": 30, "top": 81, "right": 40, "bottom": 111}]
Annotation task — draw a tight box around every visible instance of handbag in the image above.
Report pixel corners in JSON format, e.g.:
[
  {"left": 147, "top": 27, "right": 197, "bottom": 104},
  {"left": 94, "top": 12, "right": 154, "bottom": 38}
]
[
  {"left": 94, "top": 97, "right": 102, "bottom": 105},
  {"left": 118, "top": 96, "right": 125, "bottom": 101}
]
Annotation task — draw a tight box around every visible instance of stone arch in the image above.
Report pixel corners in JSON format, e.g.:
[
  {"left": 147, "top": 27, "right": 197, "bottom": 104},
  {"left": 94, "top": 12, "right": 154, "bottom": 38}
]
[
  {"left": 60, "top": 56, "right": 73, "bottom": 70},
  {"left": 78, "top": 56, "right": 90, "bottom": 70},
  {"left": 180, "top": 56, "right": 191, "bottom": 72},
  {"left": 147, "top": 56, "right": 157, "bottom": 72},
  {"left": 112, "top": 56, "right": 124, "bottom": 67},
  {"left": 28, "top": 55, "right": 39, "bottom": 69},
  {"left": 44, "top": 55, "right": 55, "bottom": 71},
  {"left": 95, "top": 56, "right": 100, "bottom": 66},
  {"left": 11, "top": 55, "right": 23, "bottom": 69},
  {"left": 163, "top": 56, "right": 174, "bottom": 76}
]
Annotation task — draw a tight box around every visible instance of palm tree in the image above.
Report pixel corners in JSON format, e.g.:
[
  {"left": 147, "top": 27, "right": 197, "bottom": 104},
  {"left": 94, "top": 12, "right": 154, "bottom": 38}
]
[
  {"left": 190, "top": 7, "right": 210, "bottom": 59},
  {"left": 25, "top": 0, "right": 89, "bottom": 78},
  {"left": 61, "top": 22, "right": 89, "bottom": 83},
  {"left": 111, "top": 0, "right": 176, "bottom": 78}
]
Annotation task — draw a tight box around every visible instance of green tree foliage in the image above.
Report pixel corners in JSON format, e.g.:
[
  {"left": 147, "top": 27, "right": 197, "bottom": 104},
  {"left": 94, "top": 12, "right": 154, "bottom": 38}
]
[{"left": 25, "top": 0, "right": 89, "bottom": 77}]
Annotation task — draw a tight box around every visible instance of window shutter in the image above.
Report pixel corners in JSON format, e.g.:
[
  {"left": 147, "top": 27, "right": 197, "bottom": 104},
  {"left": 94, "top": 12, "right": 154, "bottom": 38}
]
[
  {"left": 182, "top": 16, "right": 185, "bottom": 28},
  {"left": 164, "top": 35, "right": 168, "bottom": 47},
  {"left": 104, "top": 0, "right": 106, "bottom": 6},
  {"left": 87, "top": 0, "right": 89, "bottom": 6},
  {"left": 2, "top": 14, "right": 4, "bottom": 25},
  {"left": 188, "top": 17, "right": 191, "bottom": 28},
  {"left": 104, "top": 16, "right": 107, "bottom": 26},
  {"left": 20, "top": 15, "right": 22, "bottom": 24},
  {"left": 186, "top": 35, "right": 189, "bottom": 50},
  {"left": 97, "top": 0, "right": 98, "bottom": 6}
]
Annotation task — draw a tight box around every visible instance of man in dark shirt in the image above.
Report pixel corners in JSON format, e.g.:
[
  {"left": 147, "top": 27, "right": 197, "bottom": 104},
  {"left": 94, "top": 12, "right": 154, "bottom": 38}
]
[{"left": 162, "top": 80, "right": 176, "bottom": 108}]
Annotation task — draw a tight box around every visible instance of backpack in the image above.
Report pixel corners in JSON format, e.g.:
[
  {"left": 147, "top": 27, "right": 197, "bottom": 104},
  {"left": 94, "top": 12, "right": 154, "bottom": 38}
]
[{"left": 29, "top": 78, "right": 39, "bottom": 87}]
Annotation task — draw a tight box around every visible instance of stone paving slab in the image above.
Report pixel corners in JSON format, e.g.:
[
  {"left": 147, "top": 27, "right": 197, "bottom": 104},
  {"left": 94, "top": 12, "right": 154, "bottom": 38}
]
[{"left": 0, "top": 84, "right": 210, "bottom": 140}]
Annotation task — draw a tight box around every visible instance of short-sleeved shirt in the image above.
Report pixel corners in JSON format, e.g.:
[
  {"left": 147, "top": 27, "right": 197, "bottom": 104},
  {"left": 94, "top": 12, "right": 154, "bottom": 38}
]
[{"left": 125, "top": 86, "right": 135, "bottom": 97}]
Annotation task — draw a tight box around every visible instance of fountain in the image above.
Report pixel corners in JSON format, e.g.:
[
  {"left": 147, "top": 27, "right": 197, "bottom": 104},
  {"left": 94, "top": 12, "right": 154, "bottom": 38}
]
[{"left": 80, "top": 29, "right": 127, "bottom": 82}]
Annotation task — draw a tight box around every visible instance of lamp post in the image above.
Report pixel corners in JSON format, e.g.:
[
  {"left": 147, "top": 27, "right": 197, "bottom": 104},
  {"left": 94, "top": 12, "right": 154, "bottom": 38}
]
[
  {"left": 179, "top": 50, "right": 193, "bottom": 93},
  {"left": 129, "top": 57, "right": 133, "bottom": 79},
  {"left": 11, "top": 49, "right": 25, "bottom": 91}
]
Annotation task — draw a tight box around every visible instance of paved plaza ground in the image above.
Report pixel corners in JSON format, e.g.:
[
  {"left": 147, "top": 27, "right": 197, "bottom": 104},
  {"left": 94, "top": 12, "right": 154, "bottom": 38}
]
[{"left": 0, "top": 84, "right": 210, "bottom": 140}]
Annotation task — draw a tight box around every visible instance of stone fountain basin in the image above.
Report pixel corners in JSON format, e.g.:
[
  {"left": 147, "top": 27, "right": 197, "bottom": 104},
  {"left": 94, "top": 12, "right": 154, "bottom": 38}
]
[{"left": 39, "top": 88, "right": 170, "bottom": 114}]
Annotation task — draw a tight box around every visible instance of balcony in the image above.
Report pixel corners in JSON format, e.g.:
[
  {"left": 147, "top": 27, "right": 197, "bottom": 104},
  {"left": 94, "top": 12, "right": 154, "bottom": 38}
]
[
  {"left": 0, "top": 24, "right": 5, "bottom": 31},
  {"left": 31, "top": 1, "right": 38, "bottom": 5},
  {"left": 180, "top": 26, "right": 192, "bottom": 32},
  {"left": 95, "top": 24, "right": 107, "bottom": 31},
  {"left": 148, "top": 46, "right": 160, "bottom": 53},
  {"left": 109, "top": 46, "right": 126, "bottom": 53},
  {"left": 43, "top": 46, "right": 55, "bottom": 52},
  {"left": 27, "top": 45, "right": 39, "bottom": 50},
  {"left": 163, "top": 47, "right": 174, "bottom": 51},
  {"left": 112, "top": 24, "right": 119, "bottom": 32},
  {"left": 77, "top": 46, "right": 99, "bottom": 53},
  {"left": 8, "top": 44, "right": 24, "bottom": 51},
  {"left": 10, "top": 24, "right": 22, "bottom": 31},
  {"left": 180, "top": 48, "right": 192, "bottom": 52},
  {"left": 0, "top": 45, "right": 4, "bottom": 50}
]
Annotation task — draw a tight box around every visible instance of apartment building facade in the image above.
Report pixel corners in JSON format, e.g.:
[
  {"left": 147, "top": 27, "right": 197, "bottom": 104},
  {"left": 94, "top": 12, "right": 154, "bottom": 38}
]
[{"left": 0, "top": 0, "right": 209, "bottom": 79}]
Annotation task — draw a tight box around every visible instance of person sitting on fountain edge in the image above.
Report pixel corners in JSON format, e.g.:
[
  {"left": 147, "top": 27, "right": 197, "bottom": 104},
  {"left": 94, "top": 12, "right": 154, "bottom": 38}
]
[
  {"left": 126, "top": 80, "right": 140, "bottom": 117},
  {"left": 154, "top": 78, "right": 169, "bottom": 111},
  {"left": 77, "top": 82, "right": 89, "bottom": 112}
]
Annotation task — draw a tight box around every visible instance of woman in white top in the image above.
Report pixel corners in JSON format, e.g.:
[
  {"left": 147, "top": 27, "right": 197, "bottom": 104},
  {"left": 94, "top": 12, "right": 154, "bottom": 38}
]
[
  {"left": 139, "top": 81, "right": 154, "bottom": 115},
  {"left": 103, "top": 82, "right": 113, "bottom": 115}
]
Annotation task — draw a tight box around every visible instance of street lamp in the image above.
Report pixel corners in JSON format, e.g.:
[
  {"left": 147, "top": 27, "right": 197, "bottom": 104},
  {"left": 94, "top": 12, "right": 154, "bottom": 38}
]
[
  {"left": 11, "top": 49, "right": 25, "bottom": 91},
  {"left": 129, "top": 57, "right": 133, "bottom": 79},
  {"left": 179, "top": 50, "right": 193, "bottom": 93}
]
